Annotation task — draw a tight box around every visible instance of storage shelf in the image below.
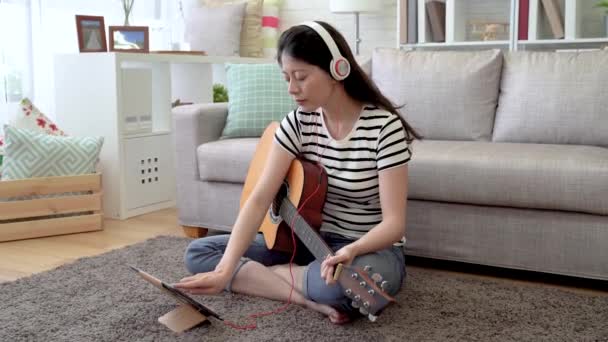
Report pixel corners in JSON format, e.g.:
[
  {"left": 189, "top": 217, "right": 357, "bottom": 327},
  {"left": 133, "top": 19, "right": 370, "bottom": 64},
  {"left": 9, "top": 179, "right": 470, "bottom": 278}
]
[
  {"left": 114, "top": 52, "right": 272, "bottom": 65},
  {"left": 123, "top": 130, "right": 171, "bottom": 139},
  {"left": 403, "top": 40, "right": 510, "bottom": 48},
  {"left": 399, "top": 0, "right": 608, "bottom": 51},
  {"left": 519, "top": 37, "right": 608, "bottom": 45}
]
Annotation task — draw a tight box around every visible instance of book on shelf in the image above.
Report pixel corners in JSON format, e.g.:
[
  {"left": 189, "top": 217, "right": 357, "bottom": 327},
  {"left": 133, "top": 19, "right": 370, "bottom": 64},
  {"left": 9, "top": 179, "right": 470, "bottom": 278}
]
[
  {"left": 407, "top": 0, "right": 418, "bottom": 44},
  {"left": 540, "top": 0, "right": 564, "bottom": 39},
  {"left": 518, "top": 0, "right": 529, "bottom": 40},
  {"left": 426, "top": 0, "right": 445, "bottom": 42}
]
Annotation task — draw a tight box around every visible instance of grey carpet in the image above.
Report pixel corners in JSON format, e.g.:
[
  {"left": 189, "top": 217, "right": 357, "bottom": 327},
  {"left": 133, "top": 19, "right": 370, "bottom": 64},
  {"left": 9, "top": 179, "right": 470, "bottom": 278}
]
[{"left": 1, "top": 235, "right": 607, "bottom": 342}]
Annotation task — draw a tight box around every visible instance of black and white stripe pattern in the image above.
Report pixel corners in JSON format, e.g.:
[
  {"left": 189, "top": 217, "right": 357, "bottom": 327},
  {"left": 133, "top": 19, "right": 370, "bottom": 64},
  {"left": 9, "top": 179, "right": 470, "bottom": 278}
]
[{"left": 274, "top": 106, "right": 411, "bottom": 240}]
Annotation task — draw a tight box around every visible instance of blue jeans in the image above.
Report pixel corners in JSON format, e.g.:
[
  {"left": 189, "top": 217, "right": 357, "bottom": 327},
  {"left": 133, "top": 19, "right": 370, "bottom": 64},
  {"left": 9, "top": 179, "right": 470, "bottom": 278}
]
[{"left": 184, "top": 232, "right": 406, "bottom": 315}]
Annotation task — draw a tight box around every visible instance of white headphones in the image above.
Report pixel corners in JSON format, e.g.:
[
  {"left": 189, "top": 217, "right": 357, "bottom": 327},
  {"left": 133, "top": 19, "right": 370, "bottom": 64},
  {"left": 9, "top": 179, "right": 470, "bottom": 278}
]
[{"left": 300, "top": 21, "right": 351, "bottom": 81}]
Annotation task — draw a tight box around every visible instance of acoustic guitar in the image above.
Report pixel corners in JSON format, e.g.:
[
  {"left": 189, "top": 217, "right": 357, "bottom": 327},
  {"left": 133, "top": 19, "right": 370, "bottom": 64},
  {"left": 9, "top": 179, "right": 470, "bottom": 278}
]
[{"left": 240, "top": 122, "right": 395, "bottom": 321}]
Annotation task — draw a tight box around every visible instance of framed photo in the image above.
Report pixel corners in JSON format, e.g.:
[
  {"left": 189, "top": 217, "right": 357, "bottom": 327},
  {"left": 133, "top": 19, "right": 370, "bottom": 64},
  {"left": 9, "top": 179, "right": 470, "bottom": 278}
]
[
  {"left": 75, "top": 15, "right": 107, "bottom": 52},
  {"left": 109, "top": 26, "right": 149, "bottom": 53}
]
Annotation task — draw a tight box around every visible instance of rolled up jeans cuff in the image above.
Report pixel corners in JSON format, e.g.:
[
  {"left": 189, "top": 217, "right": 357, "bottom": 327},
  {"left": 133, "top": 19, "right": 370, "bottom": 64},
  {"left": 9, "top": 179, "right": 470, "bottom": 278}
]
[{"left": 225, "top": 257, "right": 251, "bottom": 292}]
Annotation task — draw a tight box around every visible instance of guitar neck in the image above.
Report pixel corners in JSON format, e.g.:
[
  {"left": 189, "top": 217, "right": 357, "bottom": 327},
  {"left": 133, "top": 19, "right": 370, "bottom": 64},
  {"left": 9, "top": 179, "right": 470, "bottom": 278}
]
[{"left": 279, "top": 198, "right": 334, "bottom": 261}]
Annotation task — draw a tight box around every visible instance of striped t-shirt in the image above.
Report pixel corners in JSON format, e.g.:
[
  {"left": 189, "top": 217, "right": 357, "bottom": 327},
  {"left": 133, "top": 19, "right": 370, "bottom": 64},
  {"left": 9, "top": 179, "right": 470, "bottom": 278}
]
[{"left": 274, "top": 105, "right": 411, "bottom": 240}]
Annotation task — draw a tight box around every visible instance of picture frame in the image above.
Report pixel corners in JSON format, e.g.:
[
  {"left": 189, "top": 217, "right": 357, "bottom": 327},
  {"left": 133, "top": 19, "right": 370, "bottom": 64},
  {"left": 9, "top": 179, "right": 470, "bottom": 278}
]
[
  {"left": 75, "top": 15, "right": 108, "bottom": 53},
  {"left": 109, "top": 26, "right": 150, "bottom": 53}
]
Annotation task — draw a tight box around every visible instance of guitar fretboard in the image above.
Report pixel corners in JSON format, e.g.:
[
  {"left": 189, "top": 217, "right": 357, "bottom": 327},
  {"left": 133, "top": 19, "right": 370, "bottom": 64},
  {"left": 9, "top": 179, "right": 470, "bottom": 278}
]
[{"left": 279, "top": 197, "right": 334, "bottom": 261}]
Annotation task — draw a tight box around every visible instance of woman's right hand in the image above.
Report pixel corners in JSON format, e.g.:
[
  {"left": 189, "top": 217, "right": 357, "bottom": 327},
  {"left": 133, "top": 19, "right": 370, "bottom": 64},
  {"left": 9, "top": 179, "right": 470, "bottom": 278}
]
[{"left": 173, "top": 269, "right": 231, "bottom": 295}]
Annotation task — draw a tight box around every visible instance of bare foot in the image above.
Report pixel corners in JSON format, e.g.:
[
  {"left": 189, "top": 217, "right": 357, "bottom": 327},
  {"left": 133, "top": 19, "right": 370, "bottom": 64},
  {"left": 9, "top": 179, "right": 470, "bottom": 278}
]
[{"left": 304, "top": 300, "right": 351, "bottom": 325}]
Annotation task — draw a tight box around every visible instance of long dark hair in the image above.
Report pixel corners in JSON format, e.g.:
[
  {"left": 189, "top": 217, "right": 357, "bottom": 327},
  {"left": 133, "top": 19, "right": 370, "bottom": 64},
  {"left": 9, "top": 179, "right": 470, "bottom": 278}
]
[{"left": 277, "top": 21, "right": 422, "bottom": 143}]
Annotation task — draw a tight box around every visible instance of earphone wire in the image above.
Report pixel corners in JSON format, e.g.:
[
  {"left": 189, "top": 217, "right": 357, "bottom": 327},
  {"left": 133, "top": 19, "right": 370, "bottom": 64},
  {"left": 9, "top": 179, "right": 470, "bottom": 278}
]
[{"left": 222, "top": 110, "right": 326, "bottom": 330}]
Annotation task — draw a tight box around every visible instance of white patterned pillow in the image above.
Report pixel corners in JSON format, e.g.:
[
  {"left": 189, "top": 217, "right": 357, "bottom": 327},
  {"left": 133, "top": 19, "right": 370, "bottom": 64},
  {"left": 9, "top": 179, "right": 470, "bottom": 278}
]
[
  {"left": 1, "top": 125, "right": 103, "bottom": 180},
  {"left": 202, "top": 0, "right": 264, "bottom": 57},
  {"left": 185, "top": 2, "right": 246, "bottom": 56}
]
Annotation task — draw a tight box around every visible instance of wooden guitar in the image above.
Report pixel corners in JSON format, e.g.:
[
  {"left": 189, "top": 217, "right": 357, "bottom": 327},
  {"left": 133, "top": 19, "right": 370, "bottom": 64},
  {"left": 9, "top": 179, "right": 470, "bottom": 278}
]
[{"left": 240, "top": 122, "right": 396, "bottom": 321}]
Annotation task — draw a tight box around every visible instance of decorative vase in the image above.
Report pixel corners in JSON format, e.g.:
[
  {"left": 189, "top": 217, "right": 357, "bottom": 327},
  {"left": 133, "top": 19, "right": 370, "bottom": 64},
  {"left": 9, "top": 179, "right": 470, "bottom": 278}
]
[{"left": 122, "top": 0, "right": 135, "bottom": 26}]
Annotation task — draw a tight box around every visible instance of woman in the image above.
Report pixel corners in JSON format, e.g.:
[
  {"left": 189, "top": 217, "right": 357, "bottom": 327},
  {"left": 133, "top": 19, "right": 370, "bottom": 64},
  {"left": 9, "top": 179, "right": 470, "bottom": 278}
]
[{"left": 175, "top": 21, "right": 421, "bottom": 324}]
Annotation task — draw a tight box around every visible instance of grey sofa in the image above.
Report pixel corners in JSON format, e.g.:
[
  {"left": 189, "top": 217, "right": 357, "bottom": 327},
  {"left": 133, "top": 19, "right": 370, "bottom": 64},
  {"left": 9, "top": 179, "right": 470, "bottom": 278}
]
[{"left": 172, "top": 48, "right": 608, "bottom": 281}]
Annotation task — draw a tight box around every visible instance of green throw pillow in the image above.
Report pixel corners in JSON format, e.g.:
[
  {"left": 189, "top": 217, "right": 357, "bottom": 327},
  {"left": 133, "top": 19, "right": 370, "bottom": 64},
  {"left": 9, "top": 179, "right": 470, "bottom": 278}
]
[
  {"left": 1, "top": 125, "right": 104, "bottom": 180},
  {"left": 221, "top": 63, "right": 296, "bottom": 138}
]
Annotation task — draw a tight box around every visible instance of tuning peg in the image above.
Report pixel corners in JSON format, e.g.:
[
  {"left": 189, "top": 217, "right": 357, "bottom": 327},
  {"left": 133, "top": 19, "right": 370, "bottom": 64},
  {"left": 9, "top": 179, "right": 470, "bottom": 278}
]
[
  {"left": 363, "top": 265, "right": 372, "bottom": 273},
  {"left": 380, "top": 280, "right": 389, "bottom": 291},
  {"left": 351, "top": 300, "right": 360, "bottom": 308},
  {"left": 367, "top": 314, "right": 378, "bottom": 322},
  {"left": 359, "top": 307, "right": 369, "bottom": 316},
  {"left": 354, "top": 294, "right": 361, "bottom": 302},
  {"left": 359, "top": 281, "right": 367, "bottom": 288},
  {"left": 344, "top": 288, "right": 353, "bottom": 298},
  {"left": 371, "top": 273, "right": 383, "bottom": 284},
  {"left": 368, "top": 289, "right": 375, "bottom": 296},
  {"left": 363, "top": 301, "right": 370, "bottom": 309},
  {"left": 351, "top": 273, "right": 358, "bottom": 279}
]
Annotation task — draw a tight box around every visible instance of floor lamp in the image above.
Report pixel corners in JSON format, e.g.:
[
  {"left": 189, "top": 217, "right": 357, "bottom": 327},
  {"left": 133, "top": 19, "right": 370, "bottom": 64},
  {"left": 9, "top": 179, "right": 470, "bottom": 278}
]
[{"left": 329, "top": 0, "right": 381, "bottom": 55}]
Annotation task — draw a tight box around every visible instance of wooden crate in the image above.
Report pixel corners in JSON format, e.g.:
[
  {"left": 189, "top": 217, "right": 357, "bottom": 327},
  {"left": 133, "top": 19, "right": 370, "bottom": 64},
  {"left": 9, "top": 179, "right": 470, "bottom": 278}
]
[{"left": 0, "top": 173, "right": 103, "bottom": 242}]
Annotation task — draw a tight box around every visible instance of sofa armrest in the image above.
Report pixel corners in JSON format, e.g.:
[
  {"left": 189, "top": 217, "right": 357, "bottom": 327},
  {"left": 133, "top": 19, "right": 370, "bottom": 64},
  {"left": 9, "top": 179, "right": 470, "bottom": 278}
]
[
  {"left": 173, "top": 102, "right": 227, "bottom": 179},
  {"left": 172, "top": 103, "right": 228, "bottom": 226}
]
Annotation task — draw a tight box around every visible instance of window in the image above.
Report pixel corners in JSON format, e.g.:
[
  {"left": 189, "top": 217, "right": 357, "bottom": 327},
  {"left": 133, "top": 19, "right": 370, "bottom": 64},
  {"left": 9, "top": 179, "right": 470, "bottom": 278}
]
[{"left": 0, "top": 0, "right": 32, "bottom": 127}]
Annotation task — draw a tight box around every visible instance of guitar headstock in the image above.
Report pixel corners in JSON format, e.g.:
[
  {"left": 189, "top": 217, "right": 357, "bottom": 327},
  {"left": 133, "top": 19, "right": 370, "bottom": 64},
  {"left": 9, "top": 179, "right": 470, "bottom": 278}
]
[{"left": 337, "top": 264, "right": 395, "bottom": 322}]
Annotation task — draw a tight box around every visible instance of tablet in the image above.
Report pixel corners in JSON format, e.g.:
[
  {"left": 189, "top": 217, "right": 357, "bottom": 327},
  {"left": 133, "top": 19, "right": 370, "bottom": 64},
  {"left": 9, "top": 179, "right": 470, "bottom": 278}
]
[{"left": 128, "top": 265, "right": 223, "bottom": 321}]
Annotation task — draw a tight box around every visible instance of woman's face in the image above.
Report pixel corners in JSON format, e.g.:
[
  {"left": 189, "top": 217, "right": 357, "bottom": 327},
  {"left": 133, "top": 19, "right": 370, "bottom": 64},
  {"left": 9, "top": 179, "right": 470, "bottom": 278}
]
[{"left": 280, "top": 53, "right": 336, "bottom": 112}]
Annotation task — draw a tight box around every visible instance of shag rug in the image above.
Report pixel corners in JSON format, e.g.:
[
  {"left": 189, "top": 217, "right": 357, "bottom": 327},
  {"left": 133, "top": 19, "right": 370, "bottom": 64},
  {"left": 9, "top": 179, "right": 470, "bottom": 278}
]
[{"left": 1, "top": 235, "right": 607, "bottom": 342}]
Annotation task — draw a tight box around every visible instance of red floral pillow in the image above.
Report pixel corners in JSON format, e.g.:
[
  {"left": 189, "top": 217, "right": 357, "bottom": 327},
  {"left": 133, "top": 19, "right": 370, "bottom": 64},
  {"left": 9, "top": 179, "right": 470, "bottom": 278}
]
[
  {"left": 0, "top": 98, "right": 66, "bottom": 172},
  {"left": 14, "top": 98, "right": 66, "bottom": 136}
]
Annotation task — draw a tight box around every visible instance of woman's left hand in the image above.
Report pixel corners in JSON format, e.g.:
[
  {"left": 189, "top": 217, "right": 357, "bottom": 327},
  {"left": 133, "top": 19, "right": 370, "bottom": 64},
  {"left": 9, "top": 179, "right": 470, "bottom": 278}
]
[{"left": 320, "top": 244, "right": 358, "bottom": 285}]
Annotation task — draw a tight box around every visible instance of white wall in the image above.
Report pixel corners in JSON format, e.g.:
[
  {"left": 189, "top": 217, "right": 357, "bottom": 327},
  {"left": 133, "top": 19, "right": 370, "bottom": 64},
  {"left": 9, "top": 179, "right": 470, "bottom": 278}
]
[
  {"left": 280, "top": 0, "right": 398, "bottom": 57},
  {"left": 213, "top": 0, "right": 398, "bottom": 88}
]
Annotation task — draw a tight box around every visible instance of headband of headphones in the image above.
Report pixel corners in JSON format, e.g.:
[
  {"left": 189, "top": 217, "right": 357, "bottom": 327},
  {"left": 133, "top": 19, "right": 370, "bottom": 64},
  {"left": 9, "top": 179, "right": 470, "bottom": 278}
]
[{"left": 300, "top": 21, "right": 351, "bottom": 81}]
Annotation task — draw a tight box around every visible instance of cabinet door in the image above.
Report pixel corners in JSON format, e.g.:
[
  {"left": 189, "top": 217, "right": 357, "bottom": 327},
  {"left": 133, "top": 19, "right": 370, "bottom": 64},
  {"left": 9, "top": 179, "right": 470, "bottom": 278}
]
[{"left": 123, "top": 134, "right": 174, "bottom": 210}]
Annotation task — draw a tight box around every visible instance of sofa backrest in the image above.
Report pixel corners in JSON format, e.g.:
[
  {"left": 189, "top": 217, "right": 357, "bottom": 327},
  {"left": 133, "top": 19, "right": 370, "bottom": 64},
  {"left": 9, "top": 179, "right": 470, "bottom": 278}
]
[
  {"left": 492, "top": 51, "right": 608, "bottom": 147},
  {"left": 371, "top": 48, "right": 503, "bottom": 141}
]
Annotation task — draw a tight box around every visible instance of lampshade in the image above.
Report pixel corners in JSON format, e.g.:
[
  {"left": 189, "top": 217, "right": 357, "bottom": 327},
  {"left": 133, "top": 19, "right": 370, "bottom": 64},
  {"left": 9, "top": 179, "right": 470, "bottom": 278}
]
[{"left": 329, "top": 0, "right": 381, "bottom": 13}]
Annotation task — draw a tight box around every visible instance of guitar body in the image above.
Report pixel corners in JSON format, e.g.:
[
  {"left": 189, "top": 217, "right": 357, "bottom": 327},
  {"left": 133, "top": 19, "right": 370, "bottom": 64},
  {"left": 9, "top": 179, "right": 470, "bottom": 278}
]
[{"left": 240, "top": 122, "right": 328, "bottom": 253}]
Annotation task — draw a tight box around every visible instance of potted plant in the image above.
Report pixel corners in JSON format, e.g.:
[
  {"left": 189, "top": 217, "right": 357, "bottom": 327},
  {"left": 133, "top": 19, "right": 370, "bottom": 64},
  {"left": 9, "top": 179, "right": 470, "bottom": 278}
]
[
  {"left": 597, "top": 0, "right": 608, "bottom": 36},
  {"left": 213, "top": 84, "right": 229, "bottom": 103}
]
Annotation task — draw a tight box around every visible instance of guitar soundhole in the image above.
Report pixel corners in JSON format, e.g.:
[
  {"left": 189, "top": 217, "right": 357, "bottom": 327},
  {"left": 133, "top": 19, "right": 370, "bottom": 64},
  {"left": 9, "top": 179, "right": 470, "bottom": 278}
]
[{"left": 269, "top": 183, "right": 289, "bottom": 224}]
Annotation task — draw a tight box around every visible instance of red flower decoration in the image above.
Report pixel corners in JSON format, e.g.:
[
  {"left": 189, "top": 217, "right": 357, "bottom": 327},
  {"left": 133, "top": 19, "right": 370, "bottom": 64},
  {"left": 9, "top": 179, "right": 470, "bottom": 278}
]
[
  {"left": 49, "top": 124, "right": 58, "bottom": 131},
  {"left": 36, "top": 118, "right": 47, "bottom": 128}
]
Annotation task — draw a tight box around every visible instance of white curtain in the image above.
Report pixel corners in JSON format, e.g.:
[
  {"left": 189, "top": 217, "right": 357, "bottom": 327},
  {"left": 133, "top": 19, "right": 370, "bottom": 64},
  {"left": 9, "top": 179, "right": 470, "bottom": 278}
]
[{"left": 0, "top": 0, "right": 33, "bottom": 127}]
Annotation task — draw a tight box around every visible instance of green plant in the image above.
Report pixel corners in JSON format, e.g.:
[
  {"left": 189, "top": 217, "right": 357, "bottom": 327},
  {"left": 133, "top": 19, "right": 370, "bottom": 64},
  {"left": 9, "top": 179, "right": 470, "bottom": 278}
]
[
  {"left": 597, "top": 0, "right": 608, "bottom": 14},
  {"left": 213, "top": 84, "right": 229, "bottom": 103}
]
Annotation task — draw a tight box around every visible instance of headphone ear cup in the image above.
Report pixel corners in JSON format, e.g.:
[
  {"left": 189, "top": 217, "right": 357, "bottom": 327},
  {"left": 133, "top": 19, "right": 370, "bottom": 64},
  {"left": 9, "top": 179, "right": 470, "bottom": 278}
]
[{"left": 330, "top": 57, "right": 350, "bottom": 81}]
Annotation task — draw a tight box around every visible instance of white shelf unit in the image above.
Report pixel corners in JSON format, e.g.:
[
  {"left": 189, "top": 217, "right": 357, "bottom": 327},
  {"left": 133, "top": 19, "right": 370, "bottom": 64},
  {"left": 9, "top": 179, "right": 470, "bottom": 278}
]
[
  {"left": 54, "top": 52, "right": 271, "bottom": 219},
  {"left": 400, "top": 0, "right": 608, "bottom": 51},
  {"left": 412, "top": 0, "right": 513, "bottom": 46}
]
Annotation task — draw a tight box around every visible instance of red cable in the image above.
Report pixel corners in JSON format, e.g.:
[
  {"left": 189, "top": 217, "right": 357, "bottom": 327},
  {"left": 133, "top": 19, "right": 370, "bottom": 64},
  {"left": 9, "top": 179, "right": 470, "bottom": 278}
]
[{"left": 223, "top": 166, "right": 324, "bottom": 330}]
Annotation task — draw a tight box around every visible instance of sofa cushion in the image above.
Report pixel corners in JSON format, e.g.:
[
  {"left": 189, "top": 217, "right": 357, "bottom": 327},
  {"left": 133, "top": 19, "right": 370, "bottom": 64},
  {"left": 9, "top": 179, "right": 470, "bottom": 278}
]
[
  {"left": 493, "top": 51, "right": 608, "bottom": 147},
  {"left": 221, "top": 63, "right": 296, "bottom": 138},
  {"left": 197, "top": 138, "right": 258, "bottom": 182},
  {"left": 185, "top": 2, "right": 246, "bottom": 56},
  {"left": 371, "top": 48, "right": 503, "bottom": 141},
  {"left": 408, "top": 140, "right": 608, "bottom": 216},
  {"left": 202, "top": 0, "right": 264, "bottom": 57}
]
